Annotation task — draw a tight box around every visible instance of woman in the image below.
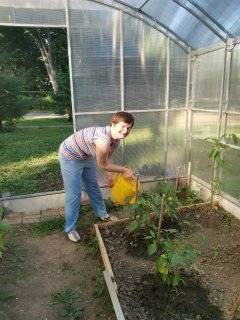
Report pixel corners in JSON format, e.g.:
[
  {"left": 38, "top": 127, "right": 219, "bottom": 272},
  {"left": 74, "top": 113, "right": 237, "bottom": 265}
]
[{"left": 59, "top": 111, "right": 135, "bottom": 242}]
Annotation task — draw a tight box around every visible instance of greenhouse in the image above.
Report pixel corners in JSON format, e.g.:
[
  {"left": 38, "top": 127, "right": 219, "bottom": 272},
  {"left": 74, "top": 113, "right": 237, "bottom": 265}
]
[{"left": 0, "top": 1, "right": 240, "bottom": 319}]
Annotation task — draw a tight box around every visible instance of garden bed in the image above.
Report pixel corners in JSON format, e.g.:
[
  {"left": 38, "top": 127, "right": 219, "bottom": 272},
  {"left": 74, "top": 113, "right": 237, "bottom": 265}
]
[{"left": 96, "top": 203, "right": 240, "bottom": 320}]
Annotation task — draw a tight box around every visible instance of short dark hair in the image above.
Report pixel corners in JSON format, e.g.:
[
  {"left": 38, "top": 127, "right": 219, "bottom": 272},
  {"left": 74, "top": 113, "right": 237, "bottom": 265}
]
[{"left": 111, "top": 111, "right": 134, "bottom": 128}]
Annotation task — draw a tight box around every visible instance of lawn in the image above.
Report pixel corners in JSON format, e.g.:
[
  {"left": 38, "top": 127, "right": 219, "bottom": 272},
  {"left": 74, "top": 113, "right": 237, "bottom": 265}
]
[
  {"left": 16, "top": 117, "right": 71, "bottom": 127},
  {"left": 0, "top": 119, "right": 73, "bottom": 196}
]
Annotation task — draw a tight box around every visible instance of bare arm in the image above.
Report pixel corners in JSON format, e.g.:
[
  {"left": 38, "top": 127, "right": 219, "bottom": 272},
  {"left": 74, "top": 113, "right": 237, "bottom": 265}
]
[{"left": 95, "top": 139, "right": 133, "bottom": 179}]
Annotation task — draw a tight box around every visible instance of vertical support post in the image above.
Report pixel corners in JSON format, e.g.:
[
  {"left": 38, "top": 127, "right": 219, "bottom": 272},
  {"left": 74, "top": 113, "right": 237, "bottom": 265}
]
[
  {"left": 217, "top": 41, "right": 228, "bottom": 139},
  {"left": 119, "top": 10, "right": 125, "bottom": 163},
  {"left": 223, "top": 40, "right": 234, "bottom": 136},
  {"left": 219, "top": 40, "right": 234, "bottom": 193},
  {"left": 185, "top": 48, "right": 192, "bottom": 170},
  {"left": 164, "top": 37, "right": 170, "bottom": 177},
  {"left": 189, "top": 53, "right": 197, "bottom": 168},
  {"left": 65, "top": 0, "right": 76, "bottom": 132}
]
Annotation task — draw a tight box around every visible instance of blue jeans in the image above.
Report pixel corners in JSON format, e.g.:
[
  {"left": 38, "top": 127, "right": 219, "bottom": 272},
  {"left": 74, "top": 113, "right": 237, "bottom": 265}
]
[{"left": 59, "top": 155, "right": 107, "bottom": 233}]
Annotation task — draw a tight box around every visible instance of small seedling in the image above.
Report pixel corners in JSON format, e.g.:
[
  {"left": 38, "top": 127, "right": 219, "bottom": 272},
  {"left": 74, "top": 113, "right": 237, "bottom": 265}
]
[{"left": 49, "top": 289, "right": 84, "bottom": 320}]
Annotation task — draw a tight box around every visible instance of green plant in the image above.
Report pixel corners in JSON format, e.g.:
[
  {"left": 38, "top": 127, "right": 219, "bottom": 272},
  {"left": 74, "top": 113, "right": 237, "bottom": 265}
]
[
  {"left": 155, "top": 240, "right": 197, "bottom": 287},
  {"left": 178, "top": 186, "right": 201, "bottom": 205},
  {"left": 49, "top": 289, "right": 84, "bottom": 320},
  {"left": 0, "top": 204, "right": 12, "bottom": 258},
  {"left": 0, "top": 291, "right": 16, "bottom": 302},
  {"left": 86, "top": 235, "right": 99, "bottom": 257},
  {"left": 127, "top": 193, "right": 161, "bottom": 232},
  {"left": 32, "top": 216, "right": 64, "bottom": 236},
  {"left": 104, "top": 197, "right": 121, "bottom": 213},
  {"left": 93, "top": 266, "right": 107, "bottom": 298},
  {"left": 206, "top": 133, "right": 240, "bottom": 205}
]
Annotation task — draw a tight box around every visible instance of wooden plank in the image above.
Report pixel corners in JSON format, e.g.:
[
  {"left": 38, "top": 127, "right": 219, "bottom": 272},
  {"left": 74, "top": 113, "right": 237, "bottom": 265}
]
[
  {"left": 94, "top": 224, "right": 117, "bottom": 291},
  {"left": 103, "top": 270, "right": 125, "bottom": 320}
]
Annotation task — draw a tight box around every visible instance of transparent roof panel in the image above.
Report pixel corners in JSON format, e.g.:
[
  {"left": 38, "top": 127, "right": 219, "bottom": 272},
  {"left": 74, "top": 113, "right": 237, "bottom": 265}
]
[
  {"left": 120, "top": 0, "right": 240, "bottom": 48},
  {"left": 193, "top": 0, "right": 240, "bottom": 38},
  {"left": 142, "top": 0, "right": 222, "bottom": 48}
]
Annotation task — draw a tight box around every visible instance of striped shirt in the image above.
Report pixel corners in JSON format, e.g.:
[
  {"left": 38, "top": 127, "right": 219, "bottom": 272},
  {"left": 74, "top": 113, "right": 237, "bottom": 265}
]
[{"left": 59, "top": 126, "right": 120, "bottom": 160}]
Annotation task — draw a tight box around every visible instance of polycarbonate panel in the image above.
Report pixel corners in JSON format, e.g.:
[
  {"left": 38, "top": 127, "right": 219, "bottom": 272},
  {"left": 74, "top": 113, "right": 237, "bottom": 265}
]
[
  {"left": 194, "top": 49, "right": 224, "bottom": 110},
  {"left": 121, "top": 0, "right": 146, "bottom": 8},
  {"left": 167, "top": 111, "right": 187, "bottom": 176},
  {"left": 192, "top": 112, "right": 219, "bottom": 138},
  {"left": 228, "top": 44, "right": 240, "bottom": 112},
  {"left": 124, "top": 112, "right": 166, "bottom": 177},
  {"left": 75, "top": 113, "right": 114, "bottom": 131},
  {"left": 221, "top": 148, "right": 240, "bottom": 199},
  {"left": 193, "top": 0, "right": 240, "bottom": 38},
  {"left": 0, "top": 0, "right": 65, "bottom": 25},
  {"left": 226, "top": 114, "right": 240, "bottom": 140},
  {"left": 192, "top": 138, "right": 212, "bottom": 183},
  {"left": 169, "top": 41, "right": 188, "bottom": 108},
  {"left": 123, "top": 14, "right": 167, "bottom": 110},
  {"left": 69, "top": 0, "right": 121, "bottom": 112},
  {"left": 143, "top": 0, "right": 221, "bottom": 49}
]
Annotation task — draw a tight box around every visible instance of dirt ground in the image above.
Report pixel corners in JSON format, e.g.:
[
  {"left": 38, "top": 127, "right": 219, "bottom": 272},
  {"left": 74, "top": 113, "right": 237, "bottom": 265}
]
[
  {"left": 101, "top": 204, "right": 240, "bottom": 320},
  {"left": 0, "top": 212, "right": 116, "bottom": 320}
]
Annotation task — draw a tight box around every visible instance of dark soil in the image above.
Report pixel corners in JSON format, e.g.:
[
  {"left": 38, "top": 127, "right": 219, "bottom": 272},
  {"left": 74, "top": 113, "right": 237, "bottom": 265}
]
[{"left": 100, "top": 204, "right": 240, "bottom": 320}]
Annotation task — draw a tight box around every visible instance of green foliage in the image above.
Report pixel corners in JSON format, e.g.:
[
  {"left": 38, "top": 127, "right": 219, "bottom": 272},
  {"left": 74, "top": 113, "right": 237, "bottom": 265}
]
[
  {"left": 104, "top": 197, "right": 121, "bottom": 213},
  {"left": 155, "top": 241, "right": 197, "bottom": 287},
  {"left": 126, "top": 182, "right": 200, "bottom": 288},
  {"left": 0, "top": 221, "right": 12, "bottom": 259},
  {"left": 49, "top": 289, "right": 84, "bottom": 320},
  {"left": 0, "top": 291, "right": 16, "bottom": 302},
  {"left": 32, "top": 217, "right": 64, "bottom": 236},
  {"left": 93, "top": 267, "right": 107, "bottom": 298},
  {"left": 178, "top": 186, "right": 201, "bottom": 205},
  {"left": 0, "top": 74, "right": 28, "bottom": 130},
  {"left": 206, "top": 133, "right": 240, "bottom": 198},
  {"left": 86, "top": 235, "right": 99, "bottom": 257},
  {"left": 152, "top": 182, "right": 180, "bottom": 220}
]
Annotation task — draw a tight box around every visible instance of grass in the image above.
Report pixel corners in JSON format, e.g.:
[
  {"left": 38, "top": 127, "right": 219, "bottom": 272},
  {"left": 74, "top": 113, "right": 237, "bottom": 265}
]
[
  {"left": 0, "top": 118, "right": 73, "bottom": 195},
  {"left": 49, "top": 289, "right": 85, "bottom": 320},
  {"left": 0, "top": 291, "right": 16, "bottom": 302},
  {"left": 16, "top": 117, "right": 71, "bottom": 127},
  {"left": 32, "top": 216, "right": 65, "bottom": 236}
]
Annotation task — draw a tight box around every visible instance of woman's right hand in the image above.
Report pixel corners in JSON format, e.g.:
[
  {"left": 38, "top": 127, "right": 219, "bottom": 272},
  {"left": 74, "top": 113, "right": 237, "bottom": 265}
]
[{"left": 122, "top": 167, "right": 135, "bottom": 180}]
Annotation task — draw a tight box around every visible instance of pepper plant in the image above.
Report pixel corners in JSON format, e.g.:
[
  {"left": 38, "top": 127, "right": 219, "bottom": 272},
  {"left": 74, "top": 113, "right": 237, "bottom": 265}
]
[{"left": 206, "top": 133, "right": 240, "bottom": 205}]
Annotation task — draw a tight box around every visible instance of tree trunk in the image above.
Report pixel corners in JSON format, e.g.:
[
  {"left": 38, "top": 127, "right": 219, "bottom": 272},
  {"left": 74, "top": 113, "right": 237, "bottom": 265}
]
[{"left": 33, "top": 30, "right": 59, "bottom": 95}]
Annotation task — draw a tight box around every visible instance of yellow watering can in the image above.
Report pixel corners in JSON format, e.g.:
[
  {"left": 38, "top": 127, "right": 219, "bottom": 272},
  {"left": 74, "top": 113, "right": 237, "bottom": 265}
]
[{"left": 111, "top": 173, "right": 140, "bottom": 205}]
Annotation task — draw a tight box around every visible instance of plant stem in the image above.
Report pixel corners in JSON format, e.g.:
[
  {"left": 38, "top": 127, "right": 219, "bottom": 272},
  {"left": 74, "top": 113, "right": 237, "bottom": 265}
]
[
  {"left": 157, "top": 194, "right": 165, "bottom": 241},
  {"left": 210, "top": 159, "right": 216, "bottom": 207}
]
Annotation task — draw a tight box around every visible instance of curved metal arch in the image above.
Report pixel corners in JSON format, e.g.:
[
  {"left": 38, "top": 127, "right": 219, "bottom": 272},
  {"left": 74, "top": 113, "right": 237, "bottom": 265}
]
[
  {"left": 92, "top": 0, "right": 192, "bottom": 51},
  {"left": 171, "top": 0, "right": 226, "bottom": 42},
  {"left": 187, "top": 0, "right": 235, "bottom": 39}
]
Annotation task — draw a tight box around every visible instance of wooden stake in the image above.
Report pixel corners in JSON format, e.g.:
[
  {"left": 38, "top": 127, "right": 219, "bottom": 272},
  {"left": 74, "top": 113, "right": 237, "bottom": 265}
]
[
  {"left": 187, "top": 161, "right": 192, "bottom": 187},
  {"left": 157, "top": 194, "right": 165, "bottom": 241},
  {"left": 135, "top": 174, "right": 139, "bottom": 204},
  {"left": 94, "top": 224, "right": 117, "bottom": 290},
  {"left": 175, "top": 166, "right": 181, "bottom": 191}
]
